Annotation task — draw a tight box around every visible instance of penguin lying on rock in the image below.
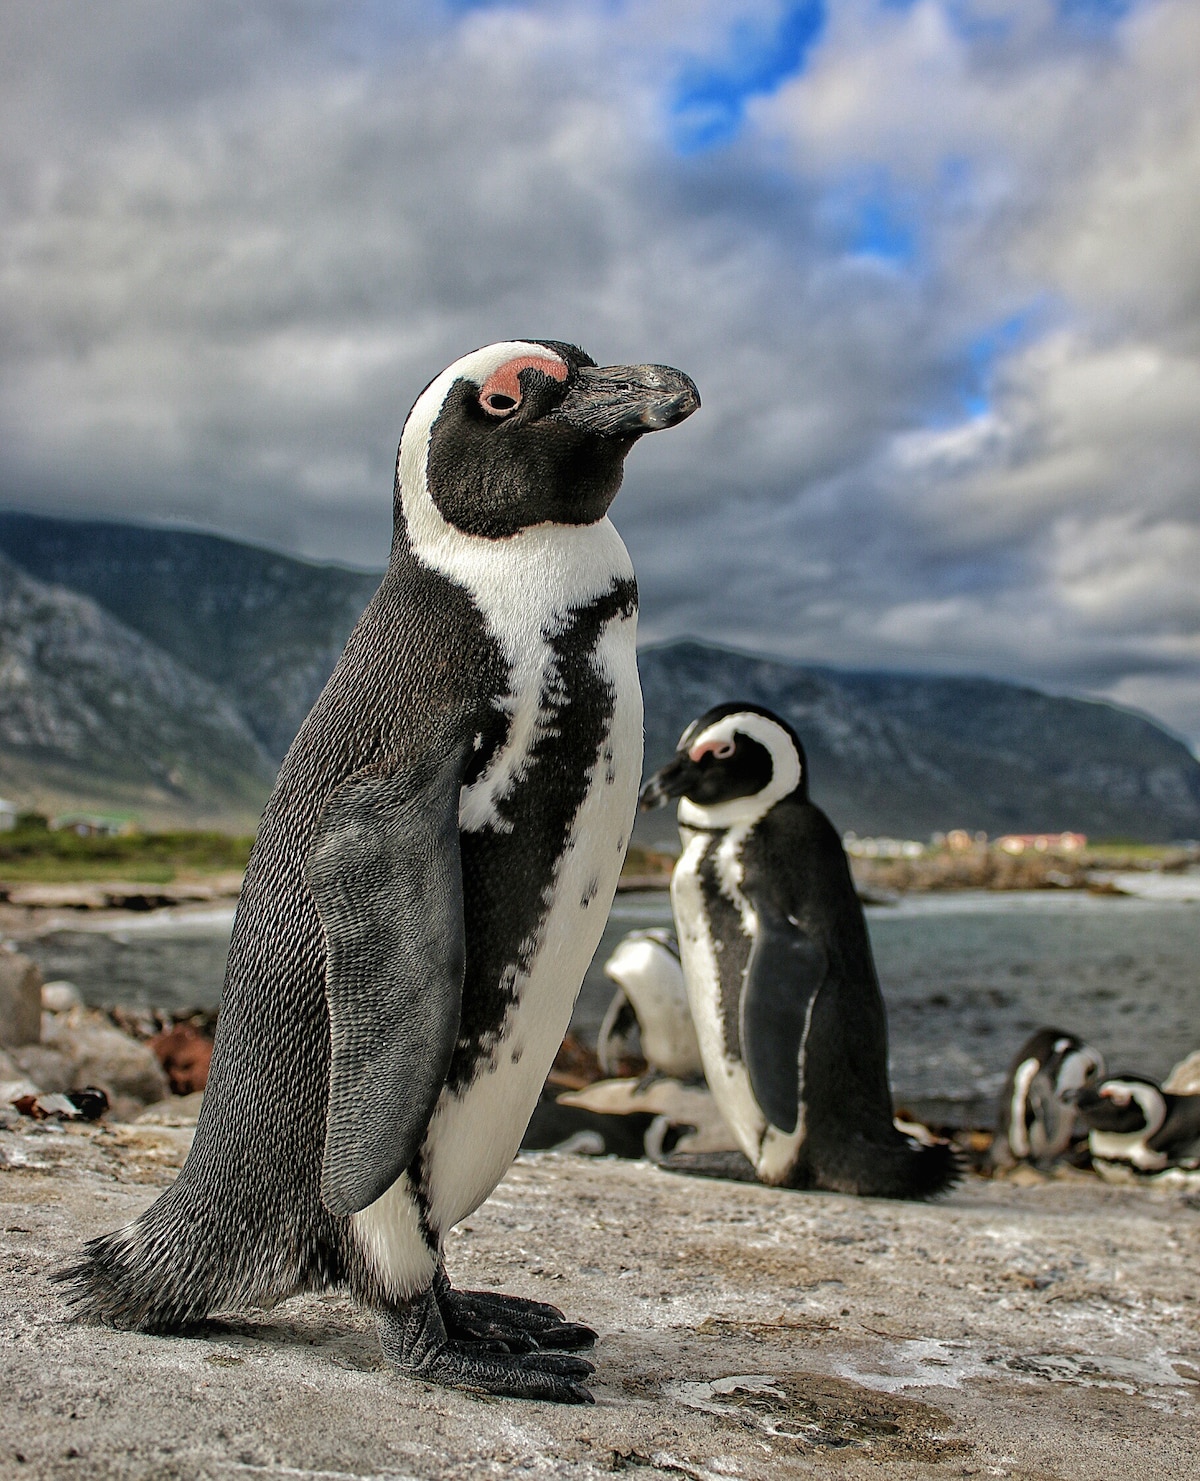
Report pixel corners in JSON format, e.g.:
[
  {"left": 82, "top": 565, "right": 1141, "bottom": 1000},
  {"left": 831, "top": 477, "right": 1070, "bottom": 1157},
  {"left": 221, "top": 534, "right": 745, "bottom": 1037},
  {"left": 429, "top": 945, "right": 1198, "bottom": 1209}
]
[
  {"left": 597, "top": 928, "right": 703, "bottom": 1081},
  {"left": 58, "top": 340, "right": 698, "bottom": 1404},
  {"left": 640, "top": 703, "right": 959, "bottom": 1199},
  {"left": 1074, "top": 1074, "right": 1200, "bottom": 1175},
  {"left": 990, "top": 1028, "right": 1105, "bottom": 1169}
]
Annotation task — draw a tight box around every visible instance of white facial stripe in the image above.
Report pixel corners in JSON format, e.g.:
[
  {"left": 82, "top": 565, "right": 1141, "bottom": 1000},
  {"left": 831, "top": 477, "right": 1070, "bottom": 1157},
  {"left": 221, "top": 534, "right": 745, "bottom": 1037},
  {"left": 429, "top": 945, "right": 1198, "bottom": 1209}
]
[
  {"left": 1058, "top": 1048, "right": 1103, "bottom": 1094},
  {"left": 677, "top": 712, "right": 802, "bottom": 830},
  {"left": 396, "top": 341, "right": 636, "bottom": 836},
  {"left": 397, "top": 340, "right": 629, "bottom": 611},
  {"left": 1104, "top": 1080, "right": 1167, "bottom": 1135}
]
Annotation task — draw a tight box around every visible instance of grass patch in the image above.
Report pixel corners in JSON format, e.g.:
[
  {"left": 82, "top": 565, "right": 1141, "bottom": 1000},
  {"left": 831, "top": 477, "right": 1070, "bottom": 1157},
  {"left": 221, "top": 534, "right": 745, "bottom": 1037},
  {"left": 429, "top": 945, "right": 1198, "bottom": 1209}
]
[{"left": 0, "top": 825, "right": 253, "bottom": 883}]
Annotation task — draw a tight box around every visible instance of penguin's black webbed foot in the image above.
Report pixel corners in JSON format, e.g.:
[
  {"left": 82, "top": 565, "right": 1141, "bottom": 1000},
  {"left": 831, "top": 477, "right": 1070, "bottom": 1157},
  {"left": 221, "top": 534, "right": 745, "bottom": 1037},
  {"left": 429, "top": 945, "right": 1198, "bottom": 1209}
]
[
  {"left": 434, "top": 1267, "right": 597, "bottom": 1352},
  {"left": 378, "top": 1288, "right": 595, "bottom": 1403}
]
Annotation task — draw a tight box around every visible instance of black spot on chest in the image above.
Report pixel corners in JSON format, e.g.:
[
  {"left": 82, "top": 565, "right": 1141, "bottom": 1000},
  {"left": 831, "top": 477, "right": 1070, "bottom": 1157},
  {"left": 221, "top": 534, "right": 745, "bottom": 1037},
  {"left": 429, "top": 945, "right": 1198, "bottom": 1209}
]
[{"left": 448, "top": 577, "right": 637, "bottom": 1093}]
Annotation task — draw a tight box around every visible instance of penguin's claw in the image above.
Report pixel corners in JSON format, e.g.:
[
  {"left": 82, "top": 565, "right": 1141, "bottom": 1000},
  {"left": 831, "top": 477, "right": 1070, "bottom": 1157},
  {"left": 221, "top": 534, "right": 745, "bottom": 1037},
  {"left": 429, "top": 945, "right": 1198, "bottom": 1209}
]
[
  {"left": 435, "top": 1272, "right": 598, "bottom": 1351},
  {"left": 378, "top": 1291, "right": 595, "bottom": 1403}
]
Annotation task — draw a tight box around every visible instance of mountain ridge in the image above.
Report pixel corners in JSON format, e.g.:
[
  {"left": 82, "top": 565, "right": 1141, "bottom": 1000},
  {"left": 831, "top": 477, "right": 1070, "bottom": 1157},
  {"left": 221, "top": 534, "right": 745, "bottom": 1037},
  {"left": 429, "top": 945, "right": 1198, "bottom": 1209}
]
[
  {"left": 0, "top": 548, "right": 276, "bottom": 826},
  {"left": 1, "top": 510, "right": 1197, "bottom": 840}
]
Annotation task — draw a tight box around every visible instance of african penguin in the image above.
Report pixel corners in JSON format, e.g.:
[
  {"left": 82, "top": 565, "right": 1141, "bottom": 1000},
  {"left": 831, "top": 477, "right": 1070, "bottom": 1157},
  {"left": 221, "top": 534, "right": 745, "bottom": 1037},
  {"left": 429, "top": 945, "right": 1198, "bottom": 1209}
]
[
  {"left": 990, "top": 1027, "right": 1105, "bottom": 1169},
  {"left": 640, "top": 702, "right": 958, "bottom": 1199},
  {"left": 1075, "top": 1074, "right": 1200, "bottom": 1174},
  {"left": 597, "top": 928, "right": 703, "bottom": 1081},
  {"left": 58, "top": 340, "right": 699, "bottom": 1404}
]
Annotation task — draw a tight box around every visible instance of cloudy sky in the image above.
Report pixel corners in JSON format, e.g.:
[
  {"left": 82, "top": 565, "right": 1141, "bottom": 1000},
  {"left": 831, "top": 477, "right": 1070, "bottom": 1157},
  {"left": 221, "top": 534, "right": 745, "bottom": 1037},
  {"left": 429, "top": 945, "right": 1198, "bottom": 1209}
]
[{"left": 2, "top": 0, "right": 1198, "bottom": 745}]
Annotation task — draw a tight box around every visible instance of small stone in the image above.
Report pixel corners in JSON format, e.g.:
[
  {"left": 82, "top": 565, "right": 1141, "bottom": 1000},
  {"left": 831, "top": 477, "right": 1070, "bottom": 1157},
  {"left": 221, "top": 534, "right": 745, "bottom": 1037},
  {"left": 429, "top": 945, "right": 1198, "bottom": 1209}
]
[
  {"left": 1164, "top": 1050, "right": 1200, "bottom": 1095},
  {"left": 0, "top": 950, "right": 43, "bottom": 1048},
  {"left": 135, "top": 1090, "right": 205, "bottom": 1126},
  {"left": 42, "top": 980, "right": 84, "bottom": 1013}
]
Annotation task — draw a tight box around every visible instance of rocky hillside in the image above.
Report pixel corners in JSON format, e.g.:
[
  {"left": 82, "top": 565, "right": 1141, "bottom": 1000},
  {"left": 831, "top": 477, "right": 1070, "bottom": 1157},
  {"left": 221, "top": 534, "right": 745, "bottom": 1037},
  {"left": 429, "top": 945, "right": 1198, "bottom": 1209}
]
[
  {"left": 1, "top": 512, "right": 1197, "bottom": 840},
  {"left": 0, "top": 551, "right": 275, "bottom": 825},
  {"left": 0, "top": 513, "right": 379, "bottom": 761},
  {"left": 638, "top": 641, "right": 1200, "bottom": 843}
]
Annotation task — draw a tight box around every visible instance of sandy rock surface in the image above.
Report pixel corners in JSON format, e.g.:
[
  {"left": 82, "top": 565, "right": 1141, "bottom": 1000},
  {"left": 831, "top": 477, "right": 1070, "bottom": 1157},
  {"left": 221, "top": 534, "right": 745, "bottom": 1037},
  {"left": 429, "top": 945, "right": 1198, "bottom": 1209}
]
[{"left": 1, "top": 1116, "right": 1197, "bottom": 1481}]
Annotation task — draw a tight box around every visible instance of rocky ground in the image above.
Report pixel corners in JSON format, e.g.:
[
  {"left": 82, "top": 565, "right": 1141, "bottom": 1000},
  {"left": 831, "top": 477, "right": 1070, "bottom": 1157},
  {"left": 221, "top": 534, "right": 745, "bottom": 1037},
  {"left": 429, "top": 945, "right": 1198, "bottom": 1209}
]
[{"left": 1, "top": 1108, "right": 1197, "bottom": 1481}]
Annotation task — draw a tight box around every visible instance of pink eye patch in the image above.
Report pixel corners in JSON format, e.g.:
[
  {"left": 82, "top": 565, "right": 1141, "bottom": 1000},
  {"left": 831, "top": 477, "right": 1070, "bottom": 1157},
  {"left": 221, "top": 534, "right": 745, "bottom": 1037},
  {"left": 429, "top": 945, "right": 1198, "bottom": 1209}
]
[
  {"left": 479, "top": 355, "right": 568, "bottom": 414},
  {"left": 689, "top": 738, "right": 736, "bottom": 762}
]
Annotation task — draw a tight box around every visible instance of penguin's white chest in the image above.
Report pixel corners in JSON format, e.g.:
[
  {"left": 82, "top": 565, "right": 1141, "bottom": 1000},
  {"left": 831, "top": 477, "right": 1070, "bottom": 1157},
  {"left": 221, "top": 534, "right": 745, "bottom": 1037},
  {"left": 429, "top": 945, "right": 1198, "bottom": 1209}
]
[
  {"left": 350, "top": 517, "right": 642, "bottom": 1296},
  {"left": 425, "top": 604, "right": 641, "bottom": 1231},
  {"left": 672, "top": 830, "right": 766, "bottom": 1155},
  {"left": 672, "top": 828, "right": 808, "bottom": 1184}
]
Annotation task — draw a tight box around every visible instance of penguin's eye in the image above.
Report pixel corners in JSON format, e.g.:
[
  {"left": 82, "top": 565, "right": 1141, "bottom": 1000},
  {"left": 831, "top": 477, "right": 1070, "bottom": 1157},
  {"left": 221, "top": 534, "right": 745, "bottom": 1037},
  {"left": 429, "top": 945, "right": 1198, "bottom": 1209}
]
[
  {"left": 689, "top": 738, "right": 736, "bottom": 763},
  {"left": 477, "top": 354, "right": 567, "bottom": 420}
]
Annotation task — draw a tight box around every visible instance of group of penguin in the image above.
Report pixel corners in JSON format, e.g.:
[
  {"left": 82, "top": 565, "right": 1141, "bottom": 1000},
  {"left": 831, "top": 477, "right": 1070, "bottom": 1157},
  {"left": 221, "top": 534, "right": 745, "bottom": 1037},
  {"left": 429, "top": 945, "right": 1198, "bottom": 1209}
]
[
  {"left": 993, "top": 1028, "right": 1200, "bottom": 1179},
  {"left": 54, "top": 339, "right": 1196, "bottom": 1407}
]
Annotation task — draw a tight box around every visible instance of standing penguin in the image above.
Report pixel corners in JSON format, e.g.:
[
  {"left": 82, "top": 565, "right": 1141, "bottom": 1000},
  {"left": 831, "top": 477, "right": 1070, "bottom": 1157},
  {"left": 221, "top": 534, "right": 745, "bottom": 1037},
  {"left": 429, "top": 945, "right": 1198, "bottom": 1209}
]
[
  {"left": 990, "top": 1027, "right": 1105, "bottom": 1168},
  {"left": 59, "top": 340, "right": 699, "bottom": 1403},
  {"left": 640, "top": 703, "right": 958, "bottom": 1198}
]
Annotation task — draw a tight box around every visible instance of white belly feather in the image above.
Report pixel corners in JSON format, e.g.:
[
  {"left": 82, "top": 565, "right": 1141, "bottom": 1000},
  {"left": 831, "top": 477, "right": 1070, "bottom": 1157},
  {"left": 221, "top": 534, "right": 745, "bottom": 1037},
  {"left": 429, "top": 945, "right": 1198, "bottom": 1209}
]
[
  {"left": 672, "top": 829, "right": 808, "bottom": 1185},
  {"left": 352, "top": 513, "right": 641, "bottom": 1296},
  {"left": 422, "top": 607, "right": 641, "bottom": 1234}
]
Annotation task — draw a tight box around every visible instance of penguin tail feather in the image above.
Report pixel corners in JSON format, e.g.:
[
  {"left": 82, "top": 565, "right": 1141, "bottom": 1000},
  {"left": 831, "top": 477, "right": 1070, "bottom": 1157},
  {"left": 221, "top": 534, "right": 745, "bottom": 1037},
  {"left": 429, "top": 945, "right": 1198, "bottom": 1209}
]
[
  {"left": 815, "top": 1133, "right": 963, "bottom": 1201},
  {"left": 54, "top": 1217, "right": 226, "bottom": 1333}
]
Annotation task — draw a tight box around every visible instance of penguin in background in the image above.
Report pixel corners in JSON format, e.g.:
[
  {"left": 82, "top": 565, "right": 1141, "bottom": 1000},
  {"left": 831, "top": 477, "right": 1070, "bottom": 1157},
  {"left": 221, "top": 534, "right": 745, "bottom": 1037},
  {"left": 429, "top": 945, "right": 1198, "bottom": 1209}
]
[
  {"left": 991, "top": 1028, "right": 1105, "bottom": 1169},
  {"left": 640, "top": 702, "right": 958, "bottom": 1199},
  {"left": 1074, "top": 1074, "right": 1200, "bottom": 1175},
  {"left": 597, "top": 928, "right": 704, "bottom": 1081},
  {"left": 58, "top": 340, "right": 699, "bottom": 1404}
]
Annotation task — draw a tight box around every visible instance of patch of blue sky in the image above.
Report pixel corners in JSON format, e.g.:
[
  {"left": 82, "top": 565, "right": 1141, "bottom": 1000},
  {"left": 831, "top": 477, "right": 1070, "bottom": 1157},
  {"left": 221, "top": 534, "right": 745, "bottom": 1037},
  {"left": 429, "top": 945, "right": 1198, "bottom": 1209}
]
[
  {"left": 818, "top": 176, "right": 919, "bottom": 269},
  {"left": 850, "top": 196, "right": 916, "bottom": 267},
  {"left": 958, "top": 308, "right": 1042, "bottom": 418},
  {"left": 1057, "top": 0, "right": 1135, "bottom": 26},
  {"left": 670, "top": 2, "right": 826, "bottom": 154}
]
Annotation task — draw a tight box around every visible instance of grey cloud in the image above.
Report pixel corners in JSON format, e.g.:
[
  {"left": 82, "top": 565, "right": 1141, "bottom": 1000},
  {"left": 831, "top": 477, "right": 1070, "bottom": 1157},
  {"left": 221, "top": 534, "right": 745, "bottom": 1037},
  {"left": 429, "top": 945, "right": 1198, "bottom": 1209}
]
[{"left": 0, "top": 0, "right": 1197, "bottom": 744}]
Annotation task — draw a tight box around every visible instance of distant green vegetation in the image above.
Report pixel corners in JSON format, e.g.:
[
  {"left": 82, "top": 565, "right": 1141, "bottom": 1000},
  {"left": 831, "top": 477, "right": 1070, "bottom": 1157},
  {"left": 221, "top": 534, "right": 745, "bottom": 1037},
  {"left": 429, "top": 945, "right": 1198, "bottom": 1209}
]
[{"left": 0, "top": 818, "right": 254, "bottom": 883}]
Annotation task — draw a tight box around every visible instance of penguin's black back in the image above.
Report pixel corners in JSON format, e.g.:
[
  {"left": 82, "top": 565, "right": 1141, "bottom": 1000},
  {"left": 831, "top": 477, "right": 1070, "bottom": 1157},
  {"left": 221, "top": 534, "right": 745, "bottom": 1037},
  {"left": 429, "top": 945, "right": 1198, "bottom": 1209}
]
[
  {"left": 59, "top": 539, "right": 506, "bottom": 1328},
  {"left": 742, "top": 796, "right": 959, "bottom": 1199}
]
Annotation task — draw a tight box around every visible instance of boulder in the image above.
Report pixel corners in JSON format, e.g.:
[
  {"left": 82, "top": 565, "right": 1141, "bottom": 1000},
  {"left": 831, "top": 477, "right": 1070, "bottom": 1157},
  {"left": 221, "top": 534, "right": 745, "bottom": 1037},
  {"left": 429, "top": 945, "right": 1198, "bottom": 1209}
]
[
  {"left": 0, "top": 949, "right": 43, "bottom": 1048},
  {"left": 9, "top": 1045, "right": 72, "bottom": 1094},
  {"left": 41, "top": 1007, "right": 167, "bottom": 1104}
]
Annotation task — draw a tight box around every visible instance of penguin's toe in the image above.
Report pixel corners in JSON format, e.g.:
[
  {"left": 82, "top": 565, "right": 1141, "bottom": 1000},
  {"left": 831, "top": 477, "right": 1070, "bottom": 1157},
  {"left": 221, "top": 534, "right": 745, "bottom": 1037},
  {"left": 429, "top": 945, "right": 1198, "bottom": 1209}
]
[
  {"left": 437, "top": 1282, "right": 597, "bottom": 1350},
  {"left": 429, "top": 1345, "right": 595, "bottom": 1403},
  {"left": 378, "top": 1289, "right": 597, "bottom": 1403}
]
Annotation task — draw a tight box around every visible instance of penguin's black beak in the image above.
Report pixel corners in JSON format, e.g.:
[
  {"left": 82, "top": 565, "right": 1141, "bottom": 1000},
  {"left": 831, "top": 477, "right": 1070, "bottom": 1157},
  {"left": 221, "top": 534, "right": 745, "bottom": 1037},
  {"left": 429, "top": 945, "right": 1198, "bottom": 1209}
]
[
  {"left": 639, "top": 753, "right": 702, "bottom": 811},
  {"left": 552, "top": 364, "right": 700, "bottom": 438}
]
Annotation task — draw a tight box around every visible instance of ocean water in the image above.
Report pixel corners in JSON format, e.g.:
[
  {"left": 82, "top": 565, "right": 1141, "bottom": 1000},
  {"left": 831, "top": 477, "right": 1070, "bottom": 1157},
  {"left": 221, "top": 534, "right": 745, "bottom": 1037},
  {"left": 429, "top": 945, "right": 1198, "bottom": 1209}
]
[{"left": 20, "top": 888, "right": 1199, "bottom": 1126}]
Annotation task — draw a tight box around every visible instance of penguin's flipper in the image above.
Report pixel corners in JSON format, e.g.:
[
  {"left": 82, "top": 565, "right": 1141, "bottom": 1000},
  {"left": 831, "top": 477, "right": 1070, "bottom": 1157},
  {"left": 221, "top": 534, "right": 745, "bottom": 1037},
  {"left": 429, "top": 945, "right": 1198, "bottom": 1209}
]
[
  {"left": 307, "top": 757, "right": 466, "bottom": 1217},
  {"left": 739, "top": 898, "right": 827, "bottom": 1135}
]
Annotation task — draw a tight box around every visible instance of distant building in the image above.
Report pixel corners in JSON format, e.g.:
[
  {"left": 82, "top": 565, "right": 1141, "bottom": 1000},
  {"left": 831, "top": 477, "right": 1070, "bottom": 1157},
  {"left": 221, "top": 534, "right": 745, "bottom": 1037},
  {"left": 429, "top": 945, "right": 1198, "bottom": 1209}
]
[
  {"left": 842, "top": 833, "right": 926, "bottom": 859},
  {"left": 996, "top": 832, "right": 1087, "bottom": 855},
  {"left": 0, "top": 799, "right": 16, "bottom": 831},
  {"left": 930, "top": 830, "right": 990, "bottom": 850},
  {"left": 50, "top": 813, "right": 139, "bottom": 838}
]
